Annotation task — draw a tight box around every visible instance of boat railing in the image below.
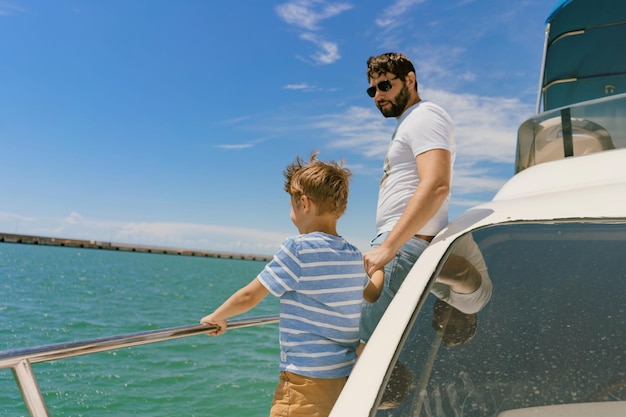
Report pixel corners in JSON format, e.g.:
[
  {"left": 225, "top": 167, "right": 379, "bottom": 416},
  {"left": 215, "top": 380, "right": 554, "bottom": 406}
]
[{"left": 0, "top": 314, "right": 280, "bottom": 417}]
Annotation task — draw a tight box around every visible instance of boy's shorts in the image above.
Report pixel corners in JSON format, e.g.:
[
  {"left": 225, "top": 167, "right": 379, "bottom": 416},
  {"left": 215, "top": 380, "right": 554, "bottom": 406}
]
[{"left": 269, "top": 371, "right": 348, "bottom": 417}]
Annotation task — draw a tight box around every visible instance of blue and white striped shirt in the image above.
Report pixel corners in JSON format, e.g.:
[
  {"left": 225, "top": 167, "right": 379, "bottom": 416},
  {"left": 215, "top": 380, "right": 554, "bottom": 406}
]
[{"left": 257, "top": 232, "right": 368, "bottom": 379}]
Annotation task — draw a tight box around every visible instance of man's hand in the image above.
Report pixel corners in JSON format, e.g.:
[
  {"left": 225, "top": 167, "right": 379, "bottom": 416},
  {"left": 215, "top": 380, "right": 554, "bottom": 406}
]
[{"left": 363, "top": 245, "right": 395, "bottom": 278}]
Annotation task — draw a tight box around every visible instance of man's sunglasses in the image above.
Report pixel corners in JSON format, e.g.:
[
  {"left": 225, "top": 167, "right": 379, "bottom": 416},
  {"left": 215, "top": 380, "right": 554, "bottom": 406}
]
[{"left": 366, "top": 77, "right": 399, "bottom": 97}]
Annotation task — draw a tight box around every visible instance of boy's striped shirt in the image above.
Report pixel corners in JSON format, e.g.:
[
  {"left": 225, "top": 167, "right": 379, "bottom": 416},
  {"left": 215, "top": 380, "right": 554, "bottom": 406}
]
[{"left": 257, "top": 232, "right": 368, "bottom": 378}]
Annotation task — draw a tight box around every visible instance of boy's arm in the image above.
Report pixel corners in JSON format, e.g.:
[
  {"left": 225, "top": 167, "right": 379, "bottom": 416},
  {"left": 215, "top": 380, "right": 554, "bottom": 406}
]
[
  {"left": 363, "top": 269, "right": 385, "bottom": 303},
  {"left": 200, "top": 277, "right": 269, "bottom": 336}
]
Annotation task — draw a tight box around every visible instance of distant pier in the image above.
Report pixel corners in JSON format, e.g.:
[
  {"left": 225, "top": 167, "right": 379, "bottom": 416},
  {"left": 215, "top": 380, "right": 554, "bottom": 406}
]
[{"left": 0, "top": 232, "right": 271, "bottom": 262}]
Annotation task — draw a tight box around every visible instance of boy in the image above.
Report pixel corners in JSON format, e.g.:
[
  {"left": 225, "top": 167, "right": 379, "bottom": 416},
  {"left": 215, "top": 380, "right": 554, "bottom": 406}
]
[{"left": 200, "top": 153, "right": 383, "bottom": 417}]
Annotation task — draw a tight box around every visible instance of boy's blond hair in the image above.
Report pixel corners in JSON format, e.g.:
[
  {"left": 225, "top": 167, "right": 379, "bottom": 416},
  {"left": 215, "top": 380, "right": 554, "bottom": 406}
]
[{"left": 283, "top": 152, "right": 351, "bottom": 217}]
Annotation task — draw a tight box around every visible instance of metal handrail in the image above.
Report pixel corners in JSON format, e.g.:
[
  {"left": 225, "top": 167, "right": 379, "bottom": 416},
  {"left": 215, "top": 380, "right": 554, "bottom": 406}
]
[{"left": 0, "top": 315, "right": 279, "bottom": 417}]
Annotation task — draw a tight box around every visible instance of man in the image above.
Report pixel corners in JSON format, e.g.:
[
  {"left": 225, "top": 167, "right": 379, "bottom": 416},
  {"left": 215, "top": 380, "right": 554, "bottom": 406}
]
[{"left": 360, "top": 52, "right": 456, "bottom": 351}]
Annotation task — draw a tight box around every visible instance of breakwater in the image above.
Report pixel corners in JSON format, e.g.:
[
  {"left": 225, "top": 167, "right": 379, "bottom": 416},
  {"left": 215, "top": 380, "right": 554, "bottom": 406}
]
[{"left": 0, "top": 232, "right": 271, "bottom": 262}]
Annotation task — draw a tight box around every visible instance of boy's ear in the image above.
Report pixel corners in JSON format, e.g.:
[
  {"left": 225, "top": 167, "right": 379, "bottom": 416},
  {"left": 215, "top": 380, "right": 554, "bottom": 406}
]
[{"left": 300, "top": 195, "right": 312, "bottom": 213}]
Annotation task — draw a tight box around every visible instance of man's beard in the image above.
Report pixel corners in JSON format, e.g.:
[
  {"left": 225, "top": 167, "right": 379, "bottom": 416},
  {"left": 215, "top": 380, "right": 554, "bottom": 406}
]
[{"left": 377, "top": 84, "right": 410, "bottom": 118}]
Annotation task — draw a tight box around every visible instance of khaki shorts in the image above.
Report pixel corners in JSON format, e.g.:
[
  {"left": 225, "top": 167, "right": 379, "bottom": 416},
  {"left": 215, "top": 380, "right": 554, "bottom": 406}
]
[{"left": 269, "top": 371, "right": 348, "bottom": 417}]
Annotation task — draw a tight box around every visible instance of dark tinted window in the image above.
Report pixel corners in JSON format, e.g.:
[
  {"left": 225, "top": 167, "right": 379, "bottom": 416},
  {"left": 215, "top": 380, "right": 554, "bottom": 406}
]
[{"left": 376, "top": 222, "right": 626, "bottom": 416}]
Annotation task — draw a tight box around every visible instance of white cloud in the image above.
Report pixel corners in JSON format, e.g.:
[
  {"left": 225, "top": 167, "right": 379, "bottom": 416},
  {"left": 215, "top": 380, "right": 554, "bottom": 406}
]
[
  {"left": 409, "top": 46, "right": 468, "bottom": 86},
  {"left": 452, "top": 162, "right": 509, "bottom": 195},
  {"left": 0, "top": 2, "right": 26, "bottom": 16},
  {"left": 114, "top": 221, "right": 287, "bottom": 254},
  {"left": 283, "top": 83, "right": 316, "bottom": 90},
  {"left": 215, "top": 143, "right": 255, "bottom": 150},
  {"left": 275, "top": 0, "right": 352, "bottom": 65},
  {"left": 283, "top": 82, "right": 339, "bottom": 93},
  {"left": 309, "top": 105, "right": 395, "bottom": 158},
  {"left": 276, "top": 1, "right": 320, "bottom": 30},
  {"left": 0, "top": 211, "right": 35, "bottom": 233},
  {"left": 217, "top": 115, "right": 255, "bottom": 126},
  {"left": 425, "top": 88, "right": 532, "bottom": 164},
  {"left": 460, "top": 71, "right": 477, "bottom": 82},
  {"left": 213, "top": 135, "right": 273, "bottom": 151},
  {"left": 300, "top": 32, "right": 340, "bottom": 64},
  {"left": 275, "top": 0, "right": 352, "bottom": 30},
  {"left": 64, "top": 212, "right": 84, "bottom": 225},
  {"left": 375, "top": 0, "right": 427, "bottom": 28}
]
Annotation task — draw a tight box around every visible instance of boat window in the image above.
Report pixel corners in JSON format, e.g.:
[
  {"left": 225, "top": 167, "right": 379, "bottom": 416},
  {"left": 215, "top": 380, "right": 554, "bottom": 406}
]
[
  {"left": 374, "top": 222, "right": 626, "bottom": 416},
  {"left": 515, "top": 93, "right": 626, "bottom": 172}
]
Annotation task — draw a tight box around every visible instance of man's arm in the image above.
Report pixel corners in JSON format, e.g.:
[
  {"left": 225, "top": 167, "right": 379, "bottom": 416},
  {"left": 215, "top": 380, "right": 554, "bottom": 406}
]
[
  {"left": 200, "top": 278, "right": 269, "bottom": 335},
  {"left": 363, "top": 149, "right": 451, "bottom": 277}
]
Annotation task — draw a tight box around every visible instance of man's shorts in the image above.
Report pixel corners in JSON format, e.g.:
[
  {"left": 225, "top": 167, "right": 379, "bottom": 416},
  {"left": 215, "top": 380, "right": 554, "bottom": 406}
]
[{"left": 360, "top": 232, "right": 429, "bottom": 343}]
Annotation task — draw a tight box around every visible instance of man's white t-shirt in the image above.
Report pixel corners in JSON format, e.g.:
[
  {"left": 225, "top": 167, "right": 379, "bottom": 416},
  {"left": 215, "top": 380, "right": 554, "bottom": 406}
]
[{"left": 376, "top": 100, "right": 456, "bottom": 236}]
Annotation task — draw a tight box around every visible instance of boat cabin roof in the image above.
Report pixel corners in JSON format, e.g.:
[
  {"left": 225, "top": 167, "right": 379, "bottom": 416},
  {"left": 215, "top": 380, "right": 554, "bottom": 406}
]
[{"left": 542, "top": 0, "right": 626, "bottom": 110}]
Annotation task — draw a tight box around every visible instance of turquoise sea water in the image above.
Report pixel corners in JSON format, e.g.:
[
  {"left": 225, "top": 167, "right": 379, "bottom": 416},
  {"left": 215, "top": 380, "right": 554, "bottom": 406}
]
[{"left": 0, "top": 242, "right": 280, "bottom": 416}]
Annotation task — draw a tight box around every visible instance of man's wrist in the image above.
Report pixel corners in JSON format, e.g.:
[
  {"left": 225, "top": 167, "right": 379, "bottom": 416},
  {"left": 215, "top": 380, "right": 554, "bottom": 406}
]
[{"left": 380, "top": 232, "right": 407, "bottom": 254}]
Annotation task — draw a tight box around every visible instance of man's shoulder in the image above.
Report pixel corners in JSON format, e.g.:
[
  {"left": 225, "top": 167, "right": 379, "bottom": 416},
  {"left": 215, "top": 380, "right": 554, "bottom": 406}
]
[
  {"left": 398, "top": 101, "right": 454, "bottom": 139},
  {"left": 406, "top": 100, "right": 451, "bottom": 120}
]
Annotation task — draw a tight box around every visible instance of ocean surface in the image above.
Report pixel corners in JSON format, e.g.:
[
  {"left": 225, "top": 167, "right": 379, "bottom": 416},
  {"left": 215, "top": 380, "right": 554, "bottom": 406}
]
[{"left": 0, "top": 242, "right": 280, "bottom": 417}]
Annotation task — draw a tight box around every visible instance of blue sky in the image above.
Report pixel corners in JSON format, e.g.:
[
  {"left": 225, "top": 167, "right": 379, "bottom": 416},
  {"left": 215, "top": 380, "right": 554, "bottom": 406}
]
[{"left": 1, "top": 0, "right": 557, "bottom": 256}]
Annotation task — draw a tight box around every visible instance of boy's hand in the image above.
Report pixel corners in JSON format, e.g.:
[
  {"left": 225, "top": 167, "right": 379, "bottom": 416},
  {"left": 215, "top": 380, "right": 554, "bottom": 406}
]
[
  {"left": 363, "top": 245, "right": 395, "bottom": 278},
  {"left": 200, "top": 314, "right": 227, "bottom": 336}
]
